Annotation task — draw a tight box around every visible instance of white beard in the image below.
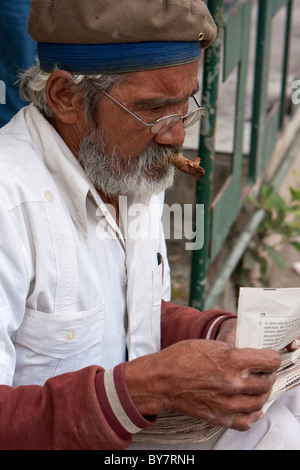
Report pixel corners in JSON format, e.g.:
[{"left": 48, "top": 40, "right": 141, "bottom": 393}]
[{"left": 78, "top": 128, "right": 178, "bottom": 198}]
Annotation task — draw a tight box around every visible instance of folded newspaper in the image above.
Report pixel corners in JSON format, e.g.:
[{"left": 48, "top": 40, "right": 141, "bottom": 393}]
[
  {"left": 133, "top": 287, "right": 300, "bottom": 444},
  {"left": 236, "top": 288, "right": 300, "bottom": 409}
]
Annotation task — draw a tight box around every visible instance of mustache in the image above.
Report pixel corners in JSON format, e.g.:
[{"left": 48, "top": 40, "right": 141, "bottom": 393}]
[
  {"left": 81, "top": 126, "right": 181, "bottom": 168},
  {"left": 142, "top": 143, "right": 183, "bottom": 172}
]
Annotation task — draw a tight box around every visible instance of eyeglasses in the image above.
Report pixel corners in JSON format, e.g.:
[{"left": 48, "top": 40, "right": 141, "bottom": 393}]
[{"left": 101, "top": 90, "right": 206, "bottom": 135}]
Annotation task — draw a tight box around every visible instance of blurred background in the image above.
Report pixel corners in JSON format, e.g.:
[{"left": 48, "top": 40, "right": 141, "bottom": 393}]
[{"left": 166, "top": 0, "right": 300, "bottom": 311}]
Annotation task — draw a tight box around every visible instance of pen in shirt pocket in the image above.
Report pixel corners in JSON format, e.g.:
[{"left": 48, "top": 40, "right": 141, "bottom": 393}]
[{"left": 157, "top": 253, "right": 164, "bottom": 281}]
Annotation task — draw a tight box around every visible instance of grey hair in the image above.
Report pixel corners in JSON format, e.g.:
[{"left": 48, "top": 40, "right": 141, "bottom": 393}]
[{"left": 19, "top": 62, "right": 127, "bottom": 120}]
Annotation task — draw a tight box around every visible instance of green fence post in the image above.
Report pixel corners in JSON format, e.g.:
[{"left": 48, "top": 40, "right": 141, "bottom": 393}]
[
  {"left": 189, "top": 0, "right": 223, "bottom": 309},
  {"left": 279, "top": 0, "right": 293, "bottom": 129}
]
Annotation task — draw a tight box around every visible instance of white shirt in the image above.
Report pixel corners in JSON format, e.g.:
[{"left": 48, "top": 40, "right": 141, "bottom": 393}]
[{"left": 0, "top": 104, "right": 170, "bottom": 387}]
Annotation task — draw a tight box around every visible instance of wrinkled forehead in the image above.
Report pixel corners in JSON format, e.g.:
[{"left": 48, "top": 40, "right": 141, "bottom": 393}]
[{"left": 109, "top": 61, "right": 201, "bottom": 105}]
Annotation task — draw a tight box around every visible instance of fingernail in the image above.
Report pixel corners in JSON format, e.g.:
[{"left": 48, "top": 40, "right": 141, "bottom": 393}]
[
  {"left": 253, "top": 411, "right": 264, "bottom": 423},
  {"left": 291, "top": 340, "right": 300, "bottom": 351}
]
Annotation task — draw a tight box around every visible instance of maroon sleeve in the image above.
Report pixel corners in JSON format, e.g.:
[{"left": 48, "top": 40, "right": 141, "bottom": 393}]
[
  {"left": 0, "top": 366, "right": 132, "bottom": 450},
  {"left": 161, "top": 300, "right": 236, "bottom": 349},
  {"left": 0, "top": 363, "right": 157, "bottom": 450}
]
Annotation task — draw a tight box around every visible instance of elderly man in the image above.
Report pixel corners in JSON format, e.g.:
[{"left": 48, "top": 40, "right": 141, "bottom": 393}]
[{"left": 0, "top": 0, "right": 299, "bottom": 450}]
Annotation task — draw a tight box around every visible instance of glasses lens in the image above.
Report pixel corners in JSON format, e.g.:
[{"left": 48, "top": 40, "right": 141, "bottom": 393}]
[
  {"left": 150, "top": 106, "right": 206, "bottom": 134},
  {"left": 151, "top": 115, "right": 181, "bottom": 135},
  {"left": 183, "top": 108, "right": 206, "bottom": 129}
]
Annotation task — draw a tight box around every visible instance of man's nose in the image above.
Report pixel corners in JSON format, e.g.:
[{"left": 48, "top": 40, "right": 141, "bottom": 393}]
[{"left": 153, "top": 120, "right": 186, "bottom": 147}]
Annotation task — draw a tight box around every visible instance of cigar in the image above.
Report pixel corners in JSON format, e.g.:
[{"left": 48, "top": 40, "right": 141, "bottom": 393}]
[{"left": 172, "top": 154, "right": 205, "bottom": 182}]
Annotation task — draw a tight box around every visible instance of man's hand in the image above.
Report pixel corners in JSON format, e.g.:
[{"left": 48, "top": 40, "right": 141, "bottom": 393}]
[
  {"left": 125, "top": 339, "right": 281, "bottom": 432},
  {"left": 216, "top": 318, "right": 237, "bottom": 345},
  {"left": 286, "top": 336, "right": 300, "bottom": 352}
]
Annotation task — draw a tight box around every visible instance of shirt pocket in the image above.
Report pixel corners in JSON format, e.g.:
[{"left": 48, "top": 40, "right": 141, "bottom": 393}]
[{"left": 14, "top": 304, "right": 105, "bottom": 386}]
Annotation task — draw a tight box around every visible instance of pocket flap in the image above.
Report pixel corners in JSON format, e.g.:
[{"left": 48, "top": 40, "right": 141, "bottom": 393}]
[{"left": 15, "top": 305, "right": 105, "bottom": 359}]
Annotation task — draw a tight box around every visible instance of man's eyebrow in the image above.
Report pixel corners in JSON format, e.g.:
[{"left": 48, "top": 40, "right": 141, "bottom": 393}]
[{"left": 133, "top": 83, "right": 200, "bottom": 109}]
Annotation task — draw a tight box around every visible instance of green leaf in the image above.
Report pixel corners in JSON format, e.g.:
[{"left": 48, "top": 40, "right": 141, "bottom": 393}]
[
  {"left": 242, "top": 250, "right": 257, "bottom": 270},
  {"left": 261, "top": 184, "right": 274, "bottom": 201},
  {"left": 247, "top": 195, "right": 262, "bottom": 210},
  {"left": 258, "top": 256, "right": 268, "bottom": 279},
  {"left": 290, "top": 241, "right": 300, "bottom": 252},
  {"left": 290, "top": 187, "right": 300, "bottom": 201},
  {"left": 266, "top": 246, "right": 286, "bottom": 270},
  {"left": 265, "top": 191, "right": 287, "bottom": 216}
]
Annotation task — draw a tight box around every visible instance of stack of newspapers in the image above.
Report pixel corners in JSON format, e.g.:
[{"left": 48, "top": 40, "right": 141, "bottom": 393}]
[{"left": 133, "top": 287, "right": 300, "bottom": 444}]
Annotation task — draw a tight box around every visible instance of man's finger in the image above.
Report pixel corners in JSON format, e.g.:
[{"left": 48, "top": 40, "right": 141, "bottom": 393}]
[{"left": 237, "top": 348, "right": 281, "bottom": 374}]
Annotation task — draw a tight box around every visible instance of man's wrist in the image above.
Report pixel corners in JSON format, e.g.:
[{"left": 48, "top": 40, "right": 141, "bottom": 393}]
[
  {"left": 95, "top": 362, "right": 156, "bottom": 440},
  {"left": 201, "top": 314, "right": 236, "bottom": 340}
]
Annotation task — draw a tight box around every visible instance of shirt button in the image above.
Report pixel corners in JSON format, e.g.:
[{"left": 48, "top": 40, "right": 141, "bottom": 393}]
[
  {"left": 45, "top": 190, "right": 55, "bottom": 202},
  {"left": 65, "top": 329, "right": 76, "bottom": 341}
]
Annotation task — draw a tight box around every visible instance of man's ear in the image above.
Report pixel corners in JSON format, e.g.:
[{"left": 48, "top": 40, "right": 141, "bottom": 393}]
[{"left": 46, "top": 70, "right": 84, "bottom": 124}]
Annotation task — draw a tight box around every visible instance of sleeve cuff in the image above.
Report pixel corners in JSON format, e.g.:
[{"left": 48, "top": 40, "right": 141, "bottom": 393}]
[
  {"left": 201, "top": 314, "right": 236, "bottom": 340},
  {"left": 95, "top": 363, "right": 157, "bottom": 440}
]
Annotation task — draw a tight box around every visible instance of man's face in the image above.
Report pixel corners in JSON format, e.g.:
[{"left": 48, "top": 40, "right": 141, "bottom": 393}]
[{"left": 78, "top": 60, "right": 200, "bottom": 199}]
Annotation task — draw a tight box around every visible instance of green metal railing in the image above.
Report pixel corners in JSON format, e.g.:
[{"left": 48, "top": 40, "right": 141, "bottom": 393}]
[{"left": 189, "top": 0, "right": 299, "bottom": 310}]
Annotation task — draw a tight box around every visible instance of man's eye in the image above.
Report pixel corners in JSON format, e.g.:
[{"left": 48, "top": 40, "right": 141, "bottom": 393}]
[
  {"left": 141, "top": 107, "right": 163, "bottom": 118},
  {"left": 147, "top": 106, "right": 164, "bottom": 113}
]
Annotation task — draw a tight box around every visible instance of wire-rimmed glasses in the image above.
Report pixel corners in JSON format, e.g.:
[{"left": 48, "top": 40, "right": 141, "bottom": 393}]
[{"left": 101, "top": 90, "right": 206, "bottom": 135}]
